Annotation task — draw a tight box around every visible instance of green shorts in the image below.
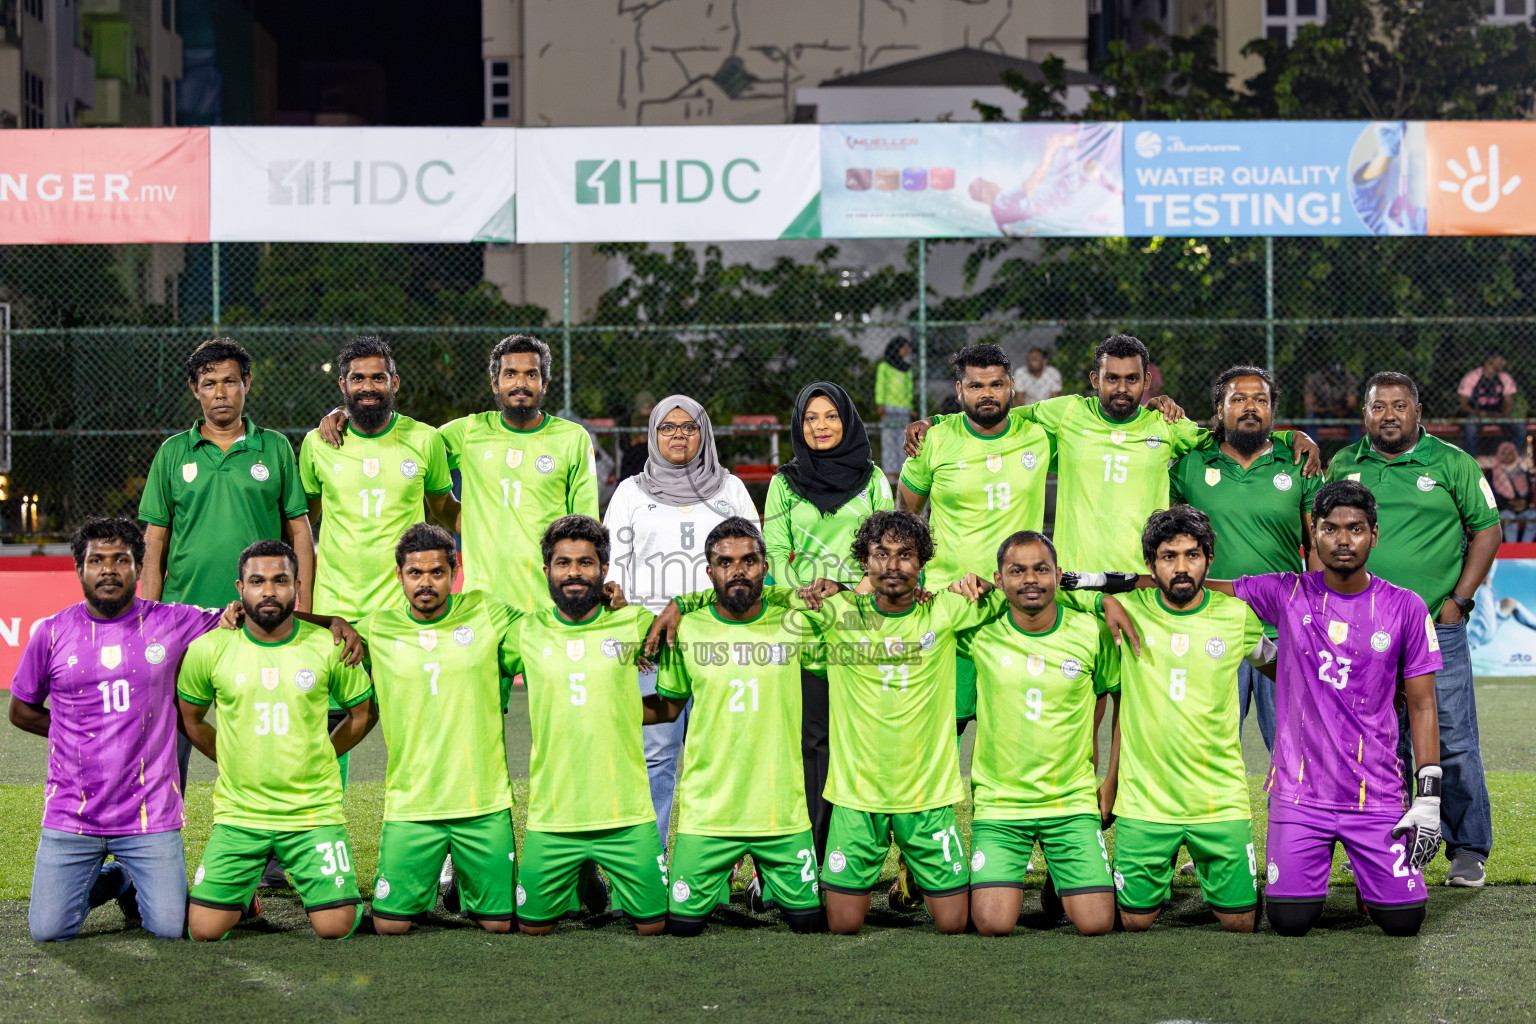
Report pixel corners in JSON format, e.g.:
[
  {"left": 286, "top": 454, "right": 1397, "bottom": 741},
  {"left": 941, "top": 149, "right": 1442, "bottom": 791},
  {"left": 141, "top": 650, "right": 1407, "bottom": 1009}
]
[
  {"left": 1112, "top": 817, "right": 1258, "bottom": 914},
  {"left": 373, "top": 810, "right": 517, "bottom": 922},
  {"left": 955, "top": 655, "right": 977, "bottom": 722},
  {"left": 821, "top": 804, "right": 968, "bottom": 898},
  {"left": 518, "top": 823, "right": 668, "bottom": 926},
  {"left": 969, "top": 815, "right": 1114, "bottom": 895},
  {"left": 190, "top": 822, "right": 361, "bottom": 913},
  {"left": 668, "top": 830, "right": 821, "bottom": 920}
]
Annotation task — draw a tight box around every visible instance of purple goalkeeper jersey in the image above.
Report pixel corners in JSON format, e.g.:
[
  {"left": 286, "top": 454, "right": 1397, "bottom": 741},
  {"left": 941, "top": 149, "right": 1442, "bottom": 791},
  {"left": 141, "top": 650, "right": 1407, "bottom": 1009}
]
[
  {"left": 10, "top": 598, "right": 222, "bottom": 835},
  {"left": 1233, "top": 572, "right": 1441, "bottom": 813}
]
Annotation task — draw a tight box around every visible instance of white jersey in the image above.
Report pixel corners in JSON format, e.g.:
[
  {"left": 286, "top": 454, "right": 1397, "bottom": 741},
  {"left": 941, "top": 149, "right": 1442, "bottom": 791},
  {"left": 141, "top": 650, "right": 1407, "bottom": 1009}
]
[{"left": 603, "top": 474, "right": 759, "bottom": 613}]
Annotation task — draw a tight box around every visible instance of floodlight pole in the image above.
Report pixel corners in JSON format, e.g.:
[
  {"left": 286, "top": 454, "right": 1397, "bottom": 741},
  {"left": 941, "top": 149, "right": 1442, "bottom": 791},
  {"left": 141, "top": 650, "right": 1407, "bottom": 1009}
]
[
  {"left": 1264, "top": 236, "right": 1275, "bottom": 373},
  {"left": 917, "top": 238, "right": 928, "bottom": 420},
  {"left": 562, "top": 242, "right": 573, "bottom": 417}
]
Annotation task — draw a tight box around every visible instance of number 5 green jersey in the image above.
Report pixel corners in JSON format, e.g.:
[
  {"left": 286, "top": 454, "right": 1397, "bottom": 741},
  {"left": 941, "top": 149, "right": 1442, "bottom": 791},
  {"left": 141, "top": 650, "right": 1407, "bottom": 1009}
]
[
  {"left": 439, "top": 412, "right": 599, "bottom": 614},
  {"left": 299, "top": 413, "right": 454, "bottom": 620},
  {"left": 1104, "top": 588, "right": 1269, "bottom": 824},
  {"left": 354, "top": 591, "right": 520, "bottom": 823},
  {"left": 898, "top": 414, "right": 1054, "bottom": 586},
  {"left": 176, "top": 622, "right": 373, "bottom": 830}
]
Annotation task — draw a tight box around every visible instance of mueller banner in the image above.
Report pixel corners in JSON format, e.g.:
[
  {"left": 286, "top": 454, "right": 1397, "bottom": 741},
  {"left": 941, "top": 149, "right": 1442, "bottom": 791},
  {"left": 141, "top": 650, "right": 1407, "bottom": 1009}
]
[
  {"left": 1426, "top": 122, "right": 1536, "bottom": 235},
  {"left": 1123, "top": 121, "right": 1428, "bottom": 236},
  {"left": 514, "top": 125, "right": 821, "bottom": 242},
  {"left": 819, "top": 122, "right": 1124, "bottom": 238},
  {"left": 210, "top": 127, "right": 518, "bottom": 242},
  {"left": 1469, "top": 550, "right": 1536, "bottom": 677},
  {"left": 0, "top": 128, "right": 210, "bottom": 244}
]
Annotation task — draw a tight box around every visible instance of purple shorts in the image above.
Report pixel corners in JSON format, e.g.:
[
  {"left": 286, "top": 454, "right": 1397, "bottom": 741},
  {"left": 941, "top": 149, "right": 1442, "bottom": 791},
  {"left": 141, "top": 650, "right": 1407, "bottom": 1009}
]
[{"left": 1265, "top": 799, "right": 1426, "bottom": 908}]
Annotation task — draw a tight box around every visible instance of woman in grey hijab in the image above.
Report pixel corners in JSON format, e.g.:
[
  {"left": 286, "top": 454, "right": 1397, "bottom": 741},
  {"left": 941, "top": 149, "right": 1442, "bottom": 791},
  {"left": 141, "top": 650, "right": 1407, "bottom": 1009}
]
[{"left": 603, "top": 395, "right": 759, "bottom": 850}]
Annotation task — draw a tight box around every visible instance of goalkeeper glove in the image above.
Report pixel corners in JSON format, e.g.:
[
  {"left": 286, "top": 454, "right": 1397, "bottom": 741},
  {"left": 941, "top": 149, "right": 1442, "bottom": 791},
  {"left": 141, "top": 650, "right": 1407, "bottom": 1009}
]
[
  {"left": 1392, "top": 764, "right": 1442, "bottom": 872},
  {"left": 1059, "top": 570, "right": 1139, "bottom": 594}
]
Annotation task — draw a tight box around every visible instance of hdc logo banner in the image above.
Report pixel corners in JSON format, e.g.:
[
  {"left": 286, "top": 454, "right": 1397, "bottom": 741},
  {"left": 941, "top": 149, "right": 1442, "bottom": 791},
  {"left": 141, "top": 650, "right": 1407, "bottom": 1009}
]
[
  {"left": 209, "top": 128, "right": 517, "bottom": 242},
  {"left": 1123, "top": 121, "right": 1427, "bottom": 236},
  {"left": 0, "top": 128, "right": 210, "bottom": 243},
  {"left": 515, "top": 126, "right": 821, "bottom": 242},
  {"left": 1426, "top": 122, "right": 1535, "bottom": 235}
]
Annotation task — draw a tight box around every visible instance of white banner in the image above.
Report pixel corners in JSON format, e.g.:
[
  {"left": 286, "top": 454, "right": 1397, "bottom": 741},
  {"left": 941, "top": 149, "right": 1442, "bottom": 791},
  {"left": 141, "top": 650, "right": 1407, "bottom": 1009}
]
[
  {"left": 515, "top": 126, "right": 821, "bottom": 242},
  {"left": 209, "top": 128, "right": 517, "bottom": 242}
]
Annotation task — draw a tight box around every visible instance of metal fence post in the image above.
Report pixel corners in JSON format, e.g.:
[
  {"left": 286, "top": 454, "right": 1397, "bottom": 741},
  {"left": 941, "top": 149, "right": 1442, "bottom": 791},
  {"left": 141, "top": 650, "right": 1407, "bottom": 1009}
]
[
  {"left": 917, "top": 238, "right": 928, "bottom": 420},
  {"left": 562, "top": 242, "right": 573, "bottom": 417},
  {"left": 211, "top": 241, "right": 222, "bottom": 333},
  {"left": 1264, "top": 236, "right": 1275, "bottom": 373}
]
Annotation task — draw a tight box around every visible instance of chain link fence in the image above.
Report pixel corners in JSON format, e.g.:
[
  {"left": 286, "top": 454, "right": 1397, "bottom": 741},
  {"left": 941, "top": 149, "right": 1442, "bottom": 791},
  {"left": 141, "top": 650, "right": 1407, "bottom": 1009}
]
[{"left": 0, "top": 235, "right": 1533, "bottom": 537}]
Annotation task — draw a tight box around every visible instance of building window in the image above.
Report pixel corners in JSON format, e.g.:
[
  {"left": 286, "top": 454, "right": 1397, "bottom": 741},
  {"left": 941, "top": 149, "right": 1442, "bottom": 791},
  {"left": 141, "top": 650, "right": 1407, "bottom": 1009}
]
[
  {"left": 1481, "top": 0, "right": 1530, "bottom": 22},
  {"left": 1262, "top": 0, "right": 1327, "bottom": 43},
  {"left": 23, "top": 71, "right": 44, "bottom": 128},
  {"left": 484, "top": 59, "right": 511, "bottom": 122},
  {"left": 162, "top": 76, "right": 174, "bottom": 125}
]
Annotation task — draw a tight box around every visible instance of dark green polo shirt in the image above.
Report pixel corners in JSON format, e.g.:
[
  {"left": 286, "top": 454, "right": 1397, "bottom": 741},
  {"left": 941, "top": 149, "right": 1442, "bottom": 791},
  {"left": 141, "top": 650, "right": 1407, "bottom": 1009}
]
[
  {"left": 1171, "top": 438, "right": 1323, "bottom": 581},
  {"left": 1325, "top": 428, "right": 1500, "bottom": 611},
  {"left": 139, "top": 416, "right": 308, "bottom": 609}
]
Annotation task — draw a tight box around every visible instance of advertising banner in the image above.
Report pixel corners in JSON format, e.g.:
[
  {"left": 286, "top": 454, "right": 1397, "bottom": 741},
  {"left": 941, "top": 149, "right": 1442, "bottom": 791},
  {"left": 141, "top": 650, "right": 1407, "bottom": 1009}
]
[
  {"left": 210, "top": 128, "right": 517, "bottom": 242},
  {"left": 819, "top": 122, "right": 1124, "bottom": 238},
  {"left": 1123, "top": 121, "right": 1427, "bottom": 236},
  {"left": 515, "top": 126, "right": 821, "bottom": 242},
  {"left": 1470, "top": 548, "right": 1536, "bottom": 677},
  {"left": 1426, "top": 122, "right": 1536, "bottom": 235},
  {"left": 0, "top": 567, "right": 91, "bottom": 689},
  {"left": 0, "top": 128, "right": 210, "bottom": 244}
]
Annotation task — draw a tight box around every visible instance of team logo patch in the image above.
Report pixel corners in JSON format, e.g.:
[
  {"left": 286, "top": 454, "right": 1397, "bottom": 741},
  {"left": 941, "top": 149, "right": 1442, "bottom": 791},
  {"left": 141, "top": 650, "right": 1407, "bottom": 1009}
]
[
  {"left": 1205, "top": 637, "right": 1227, "bottom": 659},
  {"left": 250, "top": 463, "right": 270, "bottom": 482},
  {"left": 1371, "top": 630, "right": 1392, "bottom": 653},
  {"left": 400, "top": 459, "right": 418, "bottom": 479},
  {"left": 919, "top": 630, "right": 936, "bottom": 651},
  {"left": 1327, "top": 621, "right": 1350, "bottom": 645},
  {"left": 516, "top": 884, "right": 527, "bottom": 907},
  {"left": 971, "top": 850, "right": 985, "bottom": 872},
  {"left": 506, "top": 449, "right": 523, "bottom": 469},
  {"left": 374, "top": 877, "right": 391, "bottom": 899},
  {"left": 1171, "top": 633, "right": 1190, "bottom": 657},
  {"left": 828, "top": 851, "right": 847, "bottom": 874},
  {"left": 1347, "top": 472, "right": 1362, "bottom": 482},
  {"left": 1021, "top": 451, "right": 1038, "bottom": 470},
  {"left": 1417, "top": 475, "right": 1436, "bottom": 492},
  {"left": 986, "top": 454, "right": 1003, "bottom": 473},
  {"left": 453, "top": 626, "right": 475, "bottom": 647},
  {"left": 1480, "top": 476, "right": 1498, "bottom": 509},
  {"left": 362, "top": 457, "right": 380, "bottom": 479},
  {"left": 1110, "top": 430, "right": 1127, "bottom": 445},
  {"left": 181, "top": 462, "right": 198, "bottom": 484},
  {"left": 99, "top": 645, "right": 122, "bottom": 670},
  {"left": 261, "top": 667, "right": 280, "bottom": 691},
  {"left": 1426, "top": 615, "right": 1441, "bottom": 652},
  {"left": 672, "top": 880, "right": 691, "bottom": 903},
  {"left": 295, "top": 669, "right": 316, "bottom": 692},
  {"left": 769, "top": 643, "right": 786, "bottom": 665},
  {"left": 145, "top": 643, "right": 166, "bottom": 665},
  {"left": 1267, "top": 862, "right": 1279, "bottom": 884},
  {"left": 1204, "top": 467, "right": 1221, "bottom": 487},
  {"left": 418, "top": 629, "right": 437, "bottom": 651},
  {"left": 1026, "top": 654, "right": 1045, "bottom": 677},
  {"left": 194, "top": 864, "right": 205, "bottom": 886},
  {"left": 536, "top": 455, "right": 556, "bottom": 474},
  {"left": 1060, "top": 658, "right": 1082, "bottom": 679},
  {"left": 1113, "top": 870, "right": 1125, "bottom": 891},
  {"left": 708, "top": 499, "right": 734, "bottom": 516},
  {"left": 883, "top": 637, "right": 905, "bottom": 657},
  {"left": 1144, "top": 436, "right": 1163, "bottom": 449},
  {"left": 1273, "top": 472, "right": 1293, "bottom": 492},
  {"left": 601, "top": 637, "right": 620, "bottom": 659},
  {"left": 566, "top": 639, "right": 585, "bottom": 660}
]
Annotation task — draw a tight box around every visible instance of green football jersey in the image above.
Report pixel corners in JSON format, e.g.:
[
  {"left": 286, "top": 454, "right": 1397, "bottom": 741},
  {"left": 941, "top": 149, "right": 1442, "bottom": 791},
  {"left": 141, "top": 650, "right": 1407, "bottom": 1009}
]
[
  {"left": 299, "top": 413, "right": 453, "bottom": 620},
  {"left": 899, "top": 413, "right": 1055, "bottom": 586},
  {"left": 502, "top": 604, "right": 655, "bottom": 832},
  {"left": 656, "top": 603, "right": 817, "bottom": 837},
  {"left": 958, "top": 605, "right": 1118, "bottom": 821},
  {"left": 799, "top": 588, "right": 1005, "bottom": 814},
  {"left": 176, "top": 621, "right": 372, "bottom": 830},
  {"left": 1106, "top": 588, "right": 1268, "bottom": 824},
  {"left": 355, "top": 591, "right": 519, "bottom": 822},
  {"left": 439, "top": 411, "right": 599, "bottom": 614}
]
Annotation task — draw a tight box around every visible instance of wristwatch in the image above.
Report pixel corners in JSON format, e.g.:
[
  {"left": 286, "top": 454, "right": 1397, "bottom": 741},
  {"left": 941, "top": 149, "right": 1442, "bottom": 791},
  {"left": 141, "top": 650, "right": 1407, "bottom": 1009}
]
[{"left": 1451, "top": 594, "right": 1475, "bottom": 617}]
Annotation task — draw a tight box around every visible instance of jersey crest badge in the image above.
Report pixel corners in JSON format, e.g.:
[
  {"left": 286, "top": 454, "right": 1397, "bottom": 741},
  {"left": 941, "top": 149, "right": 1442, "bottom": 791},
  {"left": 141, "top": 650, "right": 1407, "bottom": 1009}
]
[
  {"left": 418, "top": 629, "right": 438, "bottom": 651},
  {"left": 1060, "top": 658, "right": 1082, "bottom": 679},
  {"left": 99, "top": 645, "right": 122, "bottom": 669},
  {"left": 1417, "top": 475, "right": 1436, "bottom": 492},
  {"left": 1021, "top": 451, "right": 1038, "bottom": 470},
  {"left": 536, "top": 454, "right": 556, "bottom": 474},
  {"left": 1171, "top": 634, "right": 1190, "bottom": 657},
  {"left": 1205, "top": 468, "right": 1221, "bottom": 487},
  {"left": 1144, "top": 436, "right": 1163, "bottom": 449},
  {"left": 672, "top": 880, "right": 691, "bottom": 903},
  {"left": 1370, "top": 630, "right": 1392, "bottom": 652},
  {"left": 828, "top": 851, "right": 847, "bottom": 873},
  {"left": 453, "top": 626, "right": 474, "bottom": 647},
  {"left": 601, "top": 637, "right": 620, "bottom": 658},
  {"left": 400, "top": 459, "right": 418, "bottom": 479},
  {"left": 567, "top": 639, "right": 585, "bottom": 660},
  {"left": 145, "top": 643, "right": 166, "bottom": 665},
  {"left": 1204, "top": 637, "right": 1227, "bottom": 659},
  {"left": 1273, "top": 473, "right": 1293, "bottom": 491},
  {"left": 250, "top": 463, "right": 270, "bottom": 482},
  {"left": 506, "top": 449, "right": 523, "bottom": 469},
  {"left": 1327, "top": 620, "right": 1350, "bottom": 644},
  {"left": 1347, "top": 472, "right": 1361, "bottom": 482},
  {"left": 883, "top": 637, "right": 905, "bottom": 656},
  {"left": 1110, "top": 430, "right": 1127, "bottom": 445},
  {"left": 181, "top": 462, "right": 198, "bottom": 483},
  {"left": 295, "top": 668, "right": 316, "bottom": 691},
  {"left": 987, "top": 454, "right": 1003, "bottom": 473},
  {"left": 1026, "top": 654, "right": 1045, "bottom": 677},
  {"left": 261, "top": 667, "right": 279, "bottom": 691},
  {"left": 363, "top": 458, "right": 380, "bottom": 478},
  {"left": 1480, "top": 476, "right": 1497, "bottom": 509}
]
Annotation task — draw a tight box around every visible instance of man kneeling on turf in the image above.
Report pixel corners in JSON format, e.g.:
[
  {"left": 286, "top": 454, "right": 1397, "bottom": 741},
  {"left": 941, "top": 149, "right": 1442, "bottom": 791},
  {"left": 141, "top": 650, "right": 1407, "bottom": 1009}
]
[{"left": 178, "top": 541, "right": 376, "bottom": 941}]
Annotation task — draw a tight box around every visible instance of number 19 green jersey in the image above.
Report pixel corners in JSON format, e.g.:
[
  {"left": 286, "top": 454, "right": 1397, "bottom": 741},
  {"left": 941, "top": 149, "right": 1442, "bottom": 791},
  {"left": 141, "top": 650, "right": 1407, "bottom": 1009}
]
[{"left": 176, "top": 622, "right": 373, "bottom": 830}]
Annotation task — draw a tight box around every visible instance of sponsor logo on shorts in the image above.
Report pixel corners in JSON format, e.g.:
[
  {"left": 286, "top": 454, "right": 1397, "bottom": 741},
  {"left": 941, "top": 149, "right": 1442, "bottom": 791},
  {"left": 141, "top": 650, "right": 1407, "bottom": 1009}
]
[
  {"left": 453, "top": 626, "right": 475, "bottom": 647},
  {"left": 1113, "top": 870, "right": 1125, "bottom": 891},
  {"left": 194, "top": 864, "right": 205, "bottom": 886},
  {"left": 1267, "top": 862, "right": 1279, "bottom": 884},
  {"left": 1060, "top": 658, "right": 1082, "bottom": 679},
  {"left": 1273, "top": 472, "right": 1293, "bottom": 491},
  {"left": 516, "top": 884, "right": 527, "bottom": 906},
  {"left": 1145, "top": 436, "right": 1163, "bottom": 449},
  {"left": 1205, "top": 637, "right": 1227, "bottom": 659},
  {"left": 335, "top": 877, "right": 346, "bottom": 888},
  {"left": 971, "top": 850, "right": 985, "bottom": 871},
  {"left": 1371, "top": 630, "right": 1392, "bottom": 652},
  {"left": 919, "top": 630, "right": 936, "bottom": 651},
  {"left": 672, "top": 880, "right": 691, "bottom": 903},
  {"left": 145, "top": 643, "right": 166, "bottom": 665},
  {"left": 294, "top": 668, "right": 316, "bottom": 691},
  {"left": 536, "top": 454, "right": 556, "bottom": 474},
  {"left": 828, "top": 851, "right": 847, "bottom": 874},
  {"left": 1417, "top": 475, "right": 1436, "bottom": 492},
  {"left": 812, "top": 880, "right": 819, "bottom": 894},
  {"left": 1021, "top": 451, "right": 1038, "bottom": 470},
  {"left": 251, "top": 463, "right": 270, "bottom": 482},
  {"left": 400, "top": 459, "right": 419, "bottom": 479},
  {"left": 953, "top": 862, "right": 963, "bottom": 874}
]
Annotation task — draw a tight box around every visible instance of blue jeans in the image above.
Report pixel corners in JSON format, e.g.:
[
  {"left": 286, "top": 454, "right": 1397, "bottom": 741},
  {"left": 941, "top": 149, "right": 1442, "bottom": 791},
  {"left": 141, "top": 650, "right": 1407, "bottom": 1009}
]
[
  {"left": 1237, "top": 659, "right": 1276, "bottom": 753},
  {"left": 1395, "top": 620, "right": 1493, "bottom": 861},
  {"left": 30, "top": 827, "right": 186, "bottom": 941},
  {"left": 638, "top": 666, "right": 689, "bottom": 852}
]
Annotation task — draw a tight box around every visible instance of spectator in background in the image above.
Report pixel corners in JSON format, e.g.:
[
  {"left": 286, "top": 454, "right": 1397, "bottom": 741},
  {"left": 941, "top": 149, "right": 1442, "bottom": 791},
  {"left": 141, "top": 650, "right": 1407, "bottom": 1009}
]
[
  {"left": 618, "top": 391, "right": 656, "bottom": 484},
  {"left": 1138, "top": 361, "right": 1165, "bottom": 406},
  {"left": 875, "top": 338, "right": 914, "bottom": 479},
  {"left": 1305, "top": 361, "right": 1363, "bottom": 443},
  {"left": 1459, "top": 351, "right": 1519, "bottom": 454},
  {"left": 1012, "top": 346, "right": 1062, "bottom": 407},
  {"left": 1492, "top": 440, "right": 1536, "bottom": 543}
]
